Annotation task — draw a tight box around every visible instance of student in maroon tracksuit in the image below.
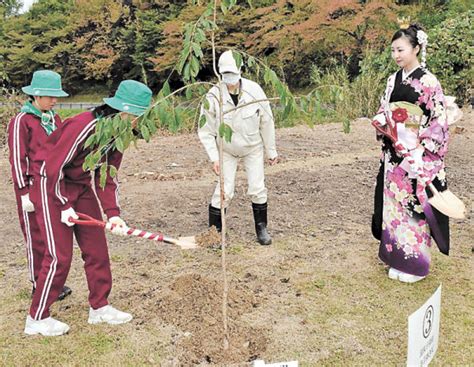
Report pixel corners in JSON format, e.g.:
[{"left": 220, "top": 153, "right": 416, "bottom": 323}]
[
  {"left": 7, "top": 70, "right": 72, "bottom": 300},
  {"left": 24, "top": 80, "right": 153, "bottom": 336}
]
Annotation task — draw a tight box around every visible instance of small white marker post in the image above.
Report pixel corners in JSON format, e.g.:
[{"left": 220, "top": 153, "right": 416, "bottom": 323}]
[
  {"left": 253, "top": 360, "right": 298, "bottom": 367},
  {"left": 407, "top": 284, "right": 442, "bottom": 367}
]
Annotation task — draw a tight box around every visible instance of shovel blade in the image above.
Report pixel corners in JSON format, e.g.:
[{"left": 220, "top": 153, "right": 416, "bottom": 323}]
[
  {"left": 428, "top": 189, "right": 466, "bottom": 219},
  {"left": 176, "top": 236, "right": 198, "bottom": 250}
]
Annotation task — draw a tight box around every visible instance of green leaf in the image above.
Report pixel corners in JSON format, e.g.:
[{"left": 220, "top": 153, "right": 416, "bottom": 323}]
[
  {"left": 115, "top": 136, "right": 125, "bottom": 152},
  {"left": 263, "top": 67, "right": 272, "bottom": 84},
  {"left": 122, "top": 133, "right": 131, "bottom": 150},
  {"left": 269, "top": 69, "right": 278, "bottom": 84},
  {"left": 185, "top": 86, "right": 193, "bottom": 100},
  {"left": 183, "top": 62, "right": 191, "bottom": 81},
  {"left": 190, "top": 55, "right": 200, "bottom": 77},
  {"left": 141, "top": 125, "right": 150, "bottom": 141},
  {"left": 218, "top": 123, "right": 233, "bottom": 143},
  {"left": 247, "top": 55, "right": 255, "bottom": 68},
  {"left": 99, "top": 163, "right": 107, "bottom": 189},
  {"left": 162, "top": 80, "right": 171, "bottom": 97},
  {"left": 84, "top": 134, "right": 96, "bottom": 148},
  {"left": 112, "top": 116, "right": 121, "bottom": 132},
  {"left": 203, "top": 4, "right": 213, "bottom": 17},
  {"left": 195, "top": 28, "right": 206, "bottom": 43},
  {"left": 147, "top": 118, "right": 158, "bottom": 134},
  {"left": 199, "top": 114, "right": 207, "bottom": 128},
  {"left": 158, "top": 106, "right": 168, "bottom": 126},
  {"left": 109, "top": 165, "right": 117, "bottom": 178},
  {"left": 220, "top": 1, "right": 228, "bottom": 15},
  {"left": 173, "top": 110, "right": 183, "bottom": 132},
  {"left": 203, "top": 98, "right": 210, "bottom": 111},
  {"left": 82, "top": 154, "right": 92, "bottom": 171},
  {"left": 90, "top": 149, "right": 99, "bottom": 163},
  {"left": 191, "top": 42, "right": 203, "bottom": 58},
  {"left": 232, "top": 50, "right": 243, "bottom": 69}
]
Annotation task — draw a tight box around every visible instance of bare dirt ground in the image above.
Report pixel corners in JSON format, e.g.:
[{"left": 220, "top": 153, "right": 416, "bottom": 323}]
[{"left": 0, "top": 112, "right": 472, "bottom": 366}]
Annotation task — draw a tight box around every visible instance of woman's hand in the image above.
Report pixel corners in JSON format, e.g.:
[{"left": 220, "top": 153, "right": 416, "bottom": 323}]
[
  {"left": 212, "top": 161, "right": 220, "bottom": 175},
  {"left": 268, "top": 157, "right": 280, "bottom": 166}
]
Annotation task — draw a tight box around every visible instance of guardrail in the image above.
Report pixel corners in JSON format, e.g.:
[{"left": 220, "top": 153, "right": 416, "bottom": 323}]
[{"left": 0, "top": 102, "right": 101, "bottom": 110}]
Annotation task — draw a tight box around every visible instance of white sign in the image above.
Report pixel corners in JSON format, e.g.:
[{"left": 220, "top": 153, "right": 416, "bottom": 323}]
[
  {"left": 407, "top": 284, "right": 442, "bottom": 367},
  {"left": 253, "top": 360, "right": 298, "bottom": 367}
]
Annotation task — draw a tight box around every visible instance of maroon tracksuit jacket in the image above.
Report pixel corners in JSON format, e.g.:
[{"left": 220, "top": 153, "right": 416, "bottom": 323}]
[
  {"left": 7, "top": 112, "right": 62, "bottom": 288},
  {"left": 29, "top": 111, "right": 123, "bottom": 320}
]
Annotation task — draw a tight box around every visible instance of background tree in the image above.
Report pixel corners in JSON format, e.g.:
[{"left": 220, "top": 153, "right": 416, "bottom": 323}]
[
  {"left": 0, "top": 0, "right": 22, "bottom": 18},
  {"left": 0, "top": 0, "right": 471, "bottom": 109}
]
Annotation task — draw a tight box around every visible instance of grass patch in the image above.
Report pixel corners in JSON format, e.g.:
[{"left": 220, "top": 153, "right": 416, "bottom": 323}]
[
  {"left": 16, "top": 288, "right": 31, "bottom": 301},
  {"left": 110, "top": 254, "right": 123, "bottom": 263}
]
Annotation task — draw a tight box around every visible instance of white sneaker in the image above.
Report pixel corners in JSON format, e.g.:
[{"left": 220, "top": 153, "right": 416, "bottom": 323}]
[
  {"left": 88, "top": 305, "right": 133, "bottom": 325},
  {"left": 398, "top": 271, "right": 426, "bottom": 283},
  {"left": 388, "top": 267, "right": 402, "bottom": 280},
  {"left": 24, "top": 315, "right": 70, "bottom": 336}
]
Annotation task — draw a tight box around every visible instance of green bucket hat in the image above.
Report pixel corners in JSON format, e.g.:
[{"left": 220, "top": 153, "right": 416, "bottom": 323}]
[
  {"left": 103, "top": 80, "right": 153, "bottom": 116},
  {"left": 22, "top": 70, "right": 69, "bottom": 97}
]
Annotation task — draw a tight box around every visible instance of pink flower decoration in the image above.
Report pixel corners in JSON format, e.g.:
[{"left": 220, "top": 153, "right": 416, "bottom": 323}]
[
  {"left": 415, "top": 232, "right": 423, "bottom": 243},
  {"left": 410, "top": 79, "right": 423, "bottom": 93},
  {"left": 426, "top": 99, "right": 435, "bottom": 110}
]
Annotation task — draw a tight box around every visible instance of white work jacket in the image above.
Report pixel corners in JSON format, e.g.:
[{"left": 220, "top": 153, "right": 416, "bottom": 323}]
[{"left": 198, "top": 78, "right": 277, "bottom": 161}]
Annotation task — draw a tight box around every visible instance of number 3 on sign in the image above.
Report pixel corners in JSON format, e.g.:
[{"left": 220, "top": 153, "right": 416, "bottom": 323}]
[{"left": 423, "top": 305, "right": 434, "bottom": 338}]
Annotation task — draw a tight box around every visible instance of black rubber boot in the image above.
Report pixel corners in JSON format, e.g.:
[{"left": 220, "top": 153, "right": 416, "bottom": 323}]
[
  {"left": 252, "top": 202, "right": 272, "bottom": 246},
  {"left": 57, "top": 285, "right": 72, "bottom": 301},
  {"left": 32, "top": 285, "right": 72, "bottom": 301},
  {"left": 209, "top": 205, "right": 222, "bottom": 232}
]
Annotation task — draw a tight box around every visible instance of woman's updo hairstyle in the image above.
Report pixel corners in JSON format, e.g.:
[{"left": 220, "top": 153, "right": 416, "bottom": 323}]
[{"left": 391, "top": 23, "right": 428, "bottom": 67}]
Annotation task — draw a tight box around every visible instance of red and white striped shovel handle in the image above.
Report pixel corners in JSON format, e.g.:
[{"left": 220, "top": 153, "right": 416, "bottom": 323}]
[{"left": 70, "top": 212, "right": 164, "bottom": 242}]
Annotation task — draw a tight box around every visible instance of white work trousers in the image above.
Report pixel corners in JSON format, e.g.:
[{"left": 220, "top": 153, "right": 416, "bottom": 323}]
[{"left": 211, "top": 147, "right": 267, "bottom": 208}]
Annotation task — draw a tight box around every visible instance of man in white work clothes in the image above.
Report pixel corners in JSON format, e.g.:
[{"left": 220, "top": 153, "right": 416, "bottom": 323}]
[{"left": 198, "top": 50, "right": 279, "bottom": 245}]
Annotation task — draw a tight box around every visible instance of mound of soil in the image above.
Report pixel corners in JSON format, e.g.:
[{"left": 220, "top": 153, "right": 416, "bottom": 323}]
[
  {"left": 195, "top": 226, "right": 221, "bottom": 248},
  {"left": 155, "top": 273, "right": 268, "bottom": 364}
]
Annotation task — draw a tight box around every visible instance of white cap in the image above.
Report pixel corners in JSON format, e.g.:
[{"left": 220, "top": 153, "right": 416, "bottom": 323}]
[{"left": 218, "top": 50, "right": 241, "bottom": 74}]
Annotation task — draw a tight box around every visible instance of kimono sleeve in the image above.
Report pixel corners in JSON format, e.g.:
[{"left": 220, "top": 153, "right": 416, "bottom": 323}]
[{"left": 417, "top": 74, "right": 449, "bottom": 183}]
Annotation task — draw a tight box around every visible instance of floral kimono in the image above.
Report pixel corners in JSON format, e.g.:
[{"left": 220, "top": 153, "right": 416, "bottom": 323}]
[{"left": 371, "top": 67, "right": 450, "bottom": 276}]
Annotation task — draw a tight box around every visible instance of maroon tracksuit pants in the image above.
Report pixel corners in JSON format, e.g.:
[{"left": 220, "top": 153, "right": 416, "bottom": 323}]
[
  {"left": 29, "top": 176, "right": 112, "bottom": 320},
  {"left": 14, "top": 186, "right": 45, "bottom": 288}
]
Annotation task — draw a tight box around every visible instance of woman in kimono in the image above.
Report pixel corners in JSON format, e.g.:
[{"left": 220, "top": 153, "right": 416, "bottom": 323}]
[{"left": 371, "top": 24, "right": 450, "bottom": 283}]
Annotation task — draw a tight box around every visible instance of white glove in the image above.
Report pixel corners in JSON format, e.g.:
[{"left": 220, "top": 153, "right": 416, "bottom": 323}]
[
  {"left": 61, "top": 207, "right": 78, "bottom": 227},
  {"left": 21, "top": 193, "right": 35, "bottom": 212},
  {"left": 108, "top": 216, "right": 128, "bottom": 236}
]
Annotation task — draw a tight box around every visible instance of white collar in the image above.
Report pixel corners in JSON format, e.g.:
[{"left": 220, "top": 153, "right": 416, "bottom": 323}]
[
  {"left": 402, "top": 65, "right": 419, "bottom": 81},
  {"left": 221, "top": 78, "right": 255, "bottom": 105}
]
